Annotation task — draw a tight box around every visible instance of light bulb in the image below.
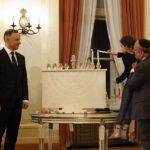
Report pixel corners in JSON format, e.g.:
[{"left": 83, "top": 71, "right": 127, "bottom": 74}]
[{"left": 19, "top": 16, "right": 28, "bottom": 29}]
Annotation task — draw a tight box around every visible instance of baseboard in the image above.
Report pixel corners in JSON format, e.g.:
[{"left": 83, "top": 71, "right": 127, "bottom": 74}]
[{"left": 1, "top": 143, "right": 60, "bottom": 150}]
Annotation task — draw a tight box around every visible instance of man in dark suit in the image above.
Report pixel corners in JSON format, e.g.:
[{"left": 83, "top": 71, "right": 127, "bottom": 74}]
[
  {"left": 0, "top": 29, "right": 29, "bottom": 150},
  {"left": 128, "top": 39, "right": 150, "bottom": 150}
]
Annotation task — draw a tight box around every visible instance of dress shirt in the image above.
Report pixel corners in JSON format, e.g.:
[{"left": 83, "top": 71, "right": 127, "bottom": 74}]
[{"left": 4, "top": 46, "right": 18, "bottom": 65}]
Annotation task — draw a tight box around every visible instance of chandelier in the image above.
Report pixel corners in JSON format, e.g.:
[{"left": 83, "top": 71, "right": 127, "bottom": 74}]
[{"left": 11, "top": 8, "right": 42, "bottom": 35}]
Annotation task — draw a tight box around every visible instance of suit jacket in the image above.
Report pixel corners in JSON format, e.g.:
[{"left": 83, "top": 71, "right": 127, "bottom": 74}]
[
  {"left": 128, "top": 55, "right": 150, "bottom": 120},
  {"left": 0, "top": 48, "right": 28, "bottom": 108}
]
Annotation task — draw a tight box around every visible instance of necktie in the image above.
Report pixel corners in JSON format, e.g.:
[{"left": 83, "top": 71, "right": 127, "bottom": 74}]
[{"left": 11, "top": 52, "right": 18, "bottom": 69}]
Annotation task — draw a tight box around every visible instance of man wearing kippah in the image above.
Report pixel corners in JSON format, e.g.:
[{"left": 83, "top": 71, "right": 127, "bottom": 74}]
[{"left": 128, "top": 39, "right": 150, "bottom": 150}]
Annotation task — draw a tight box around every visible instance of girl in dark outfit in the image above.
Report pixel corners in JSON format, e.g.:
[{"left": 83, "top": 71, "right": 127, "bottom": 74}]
[{"left": 108, "top": 35, "right": 136, "bottom": 139}]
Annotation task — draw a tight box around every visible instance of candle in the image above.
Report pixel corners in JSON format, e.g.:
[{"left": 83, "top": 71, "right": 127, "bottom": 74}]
[
  {"left": 91, "top": 50, "right": 93, "bottom": 64},
  {"left": 28, "top": 17, "right": 30, "bottom": 23},
  {"left": 39, "top": 18, "right": 40, "bottom": 25},
  {"left": 97, "top": 51, "right": 99, "bottom": 63},
  {"left": 12, "top": 16, "right": 14, "bottom": 23}
]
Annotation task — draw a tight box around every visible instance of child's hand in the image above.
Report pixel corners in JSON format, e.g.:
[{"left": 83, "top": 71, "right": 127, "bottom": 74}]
[
  {"left": 107, "top": 49, "right": 117, "bottom": 55},
  {"left": 113, "top": 77, "right": 117, "bottom": 83}
]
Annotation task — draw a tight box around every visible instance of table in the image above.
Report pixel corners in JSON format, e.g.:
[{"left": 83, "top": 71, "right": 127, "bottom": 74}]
[{"left": 31, "top": 112, "right": 118, "bottom": 150}]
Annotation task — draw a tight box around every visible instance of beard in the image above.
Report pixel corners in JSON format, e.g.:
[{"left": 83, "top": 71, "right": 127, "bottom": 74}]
[{"left": 135, "top": 55, "right": 141, "bottom": 61}]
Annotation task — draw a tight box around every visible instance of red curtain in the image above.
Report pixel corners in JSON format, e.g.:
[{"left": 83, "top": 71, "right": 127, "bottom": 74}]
[
  {"left": 121, "top": 0, "right": 144, "bottom": 143},
  {"left": 121, "top": 0, "right": 144, "bottom": 39},
  {"left": 59, "top": 0, "right": 82, "bottom": 149},
  {"left": 59, "top": 0, "right": 82, "bottom": 67},
  {"left": 59, "top": 124, "right": 72, "bottom": 149}
]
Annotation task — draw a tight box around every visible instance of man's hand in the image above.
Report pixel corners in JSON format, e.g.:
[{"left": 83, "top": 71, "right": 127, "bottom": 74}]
[
  {"left": 132, "top": 62, "right": 137, "bottom": 68},
  {"left": 22, "top": 101, "right": 29, "bottom": 109},
  {"left": 0, "top": 105, "right": 1, "bottom": 111}
]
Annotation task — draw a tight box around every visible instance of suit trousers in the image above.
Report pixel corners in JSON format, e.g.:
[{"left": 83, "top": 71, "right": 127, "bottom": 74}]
[
  {"left": 139, "top": 119, "right": 150, "bottom": 150},
  {"left": 0, "top": 104, "right": 22, "bottom": 150}
]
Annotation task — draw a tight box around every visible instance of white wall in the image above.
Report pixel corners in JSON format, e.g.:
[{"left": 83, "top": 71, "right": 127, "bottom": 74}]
[
  {"left": 144, "top": 0, "right": 150, "bottom": 39},
  {"left": 41, "top": 0, "right": 59, "bottom": 70}
]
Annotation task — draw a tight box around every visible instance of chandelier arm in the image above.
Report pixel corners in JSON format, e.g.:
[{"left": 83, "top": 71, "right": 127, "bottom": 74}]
[
  {"left": 18, "top": 28, "right": 28, "bottom": 34},
  {"left": 26, "top": 29, "right": 39, "bottom": 35}
]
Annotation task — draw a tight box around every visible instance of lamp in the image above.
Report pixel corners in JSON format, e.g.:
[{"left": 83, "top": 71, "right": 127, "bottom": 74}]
[{"left": 11, "top": 8, "right": 41, "bottom": 35}]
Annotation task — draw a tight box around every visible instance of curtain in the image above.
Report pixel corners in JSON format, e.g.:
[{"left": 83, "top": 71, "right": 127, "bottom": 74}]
[
  {"left": 104, "top": 0, "right": 123, "bottom": 75},
  {"left": 59, "top": 0, "right": 82, "bottom": 149},
  {"left": 121, "top": 0, "right": 144, "bottom": 39},
  {"left": 59, "top": 124, "right": 73, "bottom": 149},
  {"left": 77, "top": 0, "right": 97, "bottom": 65},
  {"left": 59, "top": 0, "right": 82, "bottom": 67}
]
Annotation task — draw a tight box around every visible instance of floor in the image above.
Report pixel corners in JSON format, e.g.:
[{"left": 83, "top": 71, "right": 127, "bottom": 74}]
[
  {"left": 73, "top": 145, "right": 143, "bottom": 150},
  {"left": 1, "top": 144, "right": 143, "bottom": 150}
]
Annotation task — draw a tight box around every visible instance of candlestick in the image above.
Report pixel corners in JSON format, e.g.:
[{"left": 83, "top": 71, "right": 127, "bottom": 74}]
[{"left": 96, "top": 51, "right": 101, "bottom": 69}]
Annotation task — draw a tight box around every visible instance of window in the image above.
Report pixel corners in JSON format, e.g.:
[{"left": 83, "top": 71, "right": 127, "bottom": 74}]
[
  {"left": 91, "top": 19, "right": 111, "bottom": 98},
  {"left": 96, "top": 0, "right": 105, "bottom": 18},
  {"left": 91, "top": 16, "right": 122, "bottom": 108}
]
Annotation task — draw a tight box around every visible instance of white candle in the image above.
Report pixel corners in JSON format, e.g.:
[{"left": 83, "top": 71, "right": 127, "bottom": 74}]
[
  {"left": 91, "top": 50, "right": 93, "bottom": 64},
  {"left": 39, "top": 18, "right": 40, "bottom": 25},
  {"left": 12, "top": 16, "right": 14, "bottom": 23},
  {"left": 28, "top": 17, "right": 30, "bottom": 23},
  {"left": 97, "top": 51, "right": 99, "bottom": 63}
]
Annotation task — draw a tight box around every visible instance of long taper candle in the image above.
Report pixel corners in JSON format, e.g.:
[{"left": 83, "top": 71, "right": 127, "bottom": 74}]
[
  {"left": 91, "top": 50, "right": 94, "bottom": 64},
  {"left": 97, "top": 51, "right": 99, "bottom": 64},
  {"left": 39, "top": 18, "right": 40, "bottom": 25},
  {"left": 12, "top": 16, "right": 14, "bottom": 23}
]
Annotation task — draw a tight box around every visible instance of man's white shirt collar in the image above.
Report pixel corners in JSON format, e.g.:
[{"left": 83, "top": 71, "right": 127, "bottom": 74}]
[
  {"left": 4, "top": 46, "right": 18, "bottom": 64},
  {"left": 4, "top": 46, "right": 16, "bottom": 55},
  {"left": 142, "top": 56, "right": 147, "bottom": 61}
]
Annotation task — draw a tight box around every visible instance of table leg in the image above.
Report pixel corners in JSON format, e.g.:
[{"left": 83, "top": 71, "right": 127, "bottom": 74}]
[
  {"left": 48, "top": 123, "right": 53, "bottom": 150},
  {"left": 39, "top": 124, "right": 45, "bottom": 150},
  {"left": 99, "top": 124, "right": 105, "bottom": 150},
  {"left": 104, "top": 129, "right": 109, "bottom": 150}
]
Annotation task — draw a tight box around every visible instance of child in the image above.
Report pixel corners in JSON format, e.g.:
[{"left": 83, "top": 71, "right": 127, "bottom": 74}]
[{"left": 108, "top": 35, "right": 136, "bottom": 139}]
